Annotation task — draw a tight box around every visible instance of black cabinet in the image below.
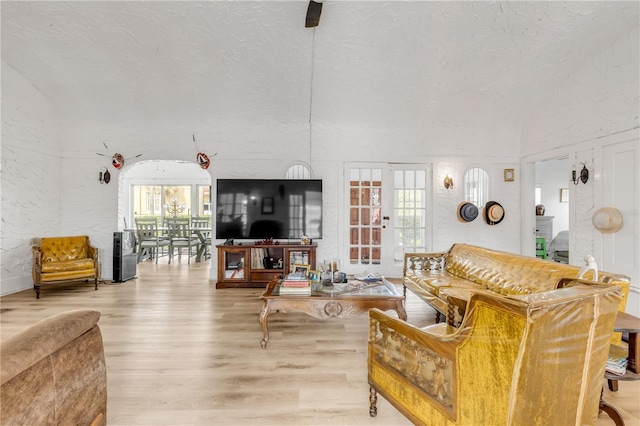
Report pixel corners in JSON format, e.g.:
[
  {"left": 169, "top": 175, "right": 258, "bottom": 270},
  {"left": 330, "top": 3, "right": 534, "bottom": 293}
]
[{"left": 113, "top": 231, "right": 137, "bottom": 282}]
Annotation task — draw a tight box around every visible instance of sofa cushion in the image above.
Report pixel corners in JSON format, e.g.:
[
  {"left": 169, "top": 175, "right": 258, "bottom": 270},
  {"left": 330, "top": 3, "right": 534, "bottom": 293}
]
[
  {"left": 406, "top": 270, "right": 481, "bottom": 296},
  {"left": 41, "top": 259, "right": 95, "bottom": 273}
]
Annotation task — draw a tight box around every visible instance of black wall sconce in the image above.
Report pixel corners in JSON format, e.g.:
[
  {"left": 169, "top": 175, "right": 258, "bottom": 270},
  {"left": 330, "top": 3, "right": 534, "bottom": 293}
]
[
  {"left": 99, "top": 168, "right": 111, "bottom": 184},
  {"left": 571, "top": 164, "right": 589, "bottom": 185}
]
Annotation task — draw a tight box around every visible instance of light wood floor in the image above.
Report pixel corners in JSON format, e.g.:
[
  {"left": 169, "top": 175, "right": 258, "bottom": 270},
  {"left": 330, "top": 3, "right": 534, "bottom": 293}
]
[{"left": 1, "top": 259, "right": 639, "bottom": 425}]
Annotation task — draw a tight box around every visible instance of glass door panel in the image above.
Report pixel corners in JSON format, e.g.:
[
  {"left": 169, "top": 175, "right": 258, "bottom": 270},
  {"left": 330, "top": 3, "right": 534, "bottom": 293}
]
[
  {"left": 392, "top": 168, "right": 429, "bottom": 263},
  {"left": 345, "top": 163, "right": 431, "bottom": 276},
  {"left": 348, "top": 167, "right": 383, "bottom": 266}
]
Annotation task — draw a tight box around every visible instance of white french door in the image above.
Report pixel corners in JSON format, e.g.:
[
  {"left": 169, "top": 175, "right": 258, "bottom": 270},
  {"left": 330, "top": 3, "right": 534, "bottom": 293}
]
[
  {"left": 344, "top": 163, "right": 432, "bottom": 277},
  {"left": 600, "top": 139, "right": 638, "bottom": 282}
]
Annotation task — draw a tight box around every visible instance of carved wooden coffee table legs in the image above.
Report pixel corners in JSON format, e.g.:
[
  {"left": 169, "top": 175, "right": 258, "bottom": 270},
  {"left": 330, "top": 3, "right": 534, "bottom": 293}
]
[
  {"left": 259, "top": 297, "right": 406, "bottom": 348},
  {"left": 259, "top": 302, "right": 271, "bottom": 349}
]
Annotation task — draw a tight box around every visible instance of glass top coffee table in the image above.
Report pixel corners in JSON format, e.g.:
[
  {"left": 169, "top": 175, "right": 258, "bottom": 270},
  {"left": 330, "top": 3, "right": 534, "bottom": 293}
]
[{"left": 259, "top": 275, "right": 406, "bottom": 348}]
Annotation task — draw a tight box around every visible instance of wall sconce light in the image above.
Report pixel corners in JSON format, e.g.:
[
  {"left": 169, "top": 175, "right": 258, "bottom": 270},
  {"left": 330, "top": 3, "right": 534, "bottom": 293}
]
[
  {"left": 571, "top": 164, "right": 589, "bottom": 185},
  {"left": 99, "top": 168, "right": 111, "bottom": 184},
  {"left": 444, "top": 174, "right": 454, "bottom": 190}
]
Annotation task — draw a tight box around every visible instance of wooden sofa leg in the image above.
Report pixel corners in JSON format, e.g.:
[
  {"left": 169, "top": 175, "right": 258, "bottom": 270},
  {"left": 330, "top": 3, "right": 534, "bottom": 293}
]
[
  {"left": 369, "top": 386, "right": 378, "bottom": 417},
  {"left": 435, "top": 311, "right": 443, "bottom": 323},
  {"left": 94, "top": 278, "right": 99, "bottom": 291},
  {"left": 34, "top": 285, "right": 41, "bottom": 299}
]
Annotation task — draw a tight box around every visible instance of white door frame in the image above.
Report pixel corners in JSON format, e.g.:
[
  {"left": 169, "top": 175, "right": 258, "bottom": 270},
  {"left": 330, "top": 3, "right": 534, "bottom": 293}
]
[{"left": 342, "top": 162, "right": 432, "bottom": 278}]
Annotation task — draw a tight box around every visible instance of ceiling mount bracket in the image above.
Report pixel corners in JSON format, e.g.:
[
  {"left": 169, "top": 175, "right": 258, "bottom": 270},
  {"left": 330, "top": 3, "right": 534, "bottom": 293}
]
[{"left": 305, "top": 1, "right": 322, "bottom": 28}]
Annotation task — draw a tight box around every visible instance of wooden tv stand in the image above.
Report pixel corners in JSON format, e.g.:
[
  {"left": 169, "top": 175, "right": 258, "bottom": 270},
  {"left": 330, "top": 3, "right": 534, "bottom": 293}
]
[{"left": 216, "top": 243, "right": 317, "bottom": 289}]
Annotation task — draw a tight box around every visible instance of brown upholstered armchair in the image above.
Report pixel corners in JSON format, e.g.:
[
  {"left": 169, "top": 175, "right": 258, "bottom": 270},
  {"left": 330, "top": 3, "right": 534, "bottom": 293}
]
[
  {"left": 32, "top": 235, "right": 100, "bottom": 298},
  {"left": 368, "top": 280, "right": 621, "bottom": 425}
]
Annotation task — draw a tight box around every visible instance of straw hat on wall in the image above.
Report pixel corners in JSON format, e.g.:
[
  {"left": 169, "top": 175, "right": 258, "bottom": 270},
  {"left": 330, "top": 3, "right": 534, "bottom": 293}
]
[
  {"left": 592, "top": 207, "right": 623, "bottom": 233},
  {"left": 484, "top": 201, "right": 505, "bottom": 225}
]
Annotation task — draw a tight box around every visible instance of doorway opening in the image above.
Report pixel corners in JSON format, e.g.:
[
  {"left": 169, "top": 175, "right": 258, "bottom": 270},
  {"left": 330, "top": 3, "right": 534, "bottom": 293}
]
[
  {"left": 117, "top": 160, "right": 212, "bottom": 268},
  {"left": 534, "top": 157, "right": 569, "bottom": 263}
]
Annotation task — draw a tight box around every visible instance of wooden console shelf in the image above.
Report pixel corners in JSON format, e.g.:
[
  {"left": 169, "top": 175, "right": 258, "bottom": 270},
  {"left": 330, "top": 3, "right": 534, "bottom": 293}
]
[{"left": 216, "top": 243, "right": 317, "bottom": 289}]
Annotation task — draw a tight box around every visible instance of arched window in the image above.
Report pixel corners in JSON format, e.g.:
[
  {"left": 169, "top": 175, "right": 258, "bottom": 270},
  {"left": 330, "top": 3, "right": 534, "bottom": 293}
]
[
  {"left": 285, "top": 162, "right": 312, "bottom": 179},
  {"left": 464, "top": 167, "right": 489, "bottom": 207}
]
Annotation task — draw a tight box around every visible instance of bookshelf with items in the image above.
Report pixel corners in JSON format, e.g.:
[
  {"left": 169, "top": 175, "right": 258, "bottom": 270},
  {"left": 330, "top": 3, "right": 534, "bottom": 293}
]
[
  {"left": 217, "top": 246, "right": 249, "bottom": 286},
  {"left": 216, "top": 243, "right": 316, "bottom": 288}
]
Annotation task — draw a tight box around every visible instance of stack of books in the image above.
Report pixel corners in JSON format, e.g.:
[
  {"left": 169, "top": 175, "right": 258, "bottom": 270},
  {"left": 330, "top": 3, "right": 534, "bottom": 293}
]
[
  {"left": 606, "top": 348, "right": 628, "bottom": 376},
  {"left": 280, "top": 272, "right": 311, "bottom": 295}
]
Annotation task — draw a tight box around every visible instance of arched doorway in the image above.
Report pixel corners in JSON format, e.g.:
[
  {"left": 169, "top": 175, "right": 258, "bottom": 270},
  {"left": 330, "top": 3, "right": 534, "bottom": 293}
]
[
  {"left": 118, "top": 160, "right": 212, "bottom": 228},
  {"left": 117, "top": 160, "right": 212, "bottom": 268}
]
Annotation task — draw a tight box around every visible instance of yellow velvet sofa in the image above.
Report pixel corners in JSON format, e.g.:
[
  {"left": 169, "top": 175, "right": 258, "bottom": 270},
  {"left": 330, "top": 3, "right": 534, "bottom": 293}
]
[
  {"left": 0, "top": 310, "right": 107, "bottom": 425},
  {"left": 403, "top": 243, "right": 630, "bottom": 330},
  {"left": 32, "top": 235, "right": 100, "bottom": 299},
  {"left": 368, "top": 280, "right": 621, "bottom": 425}
]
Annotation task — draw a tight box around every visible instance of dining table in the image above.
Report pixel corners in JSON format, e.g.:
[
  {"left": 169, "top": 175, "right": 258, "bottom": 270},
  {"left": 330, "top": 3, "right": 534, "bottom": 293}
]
[{"left": 127, "top": 227, "right": 211, "bottom": 263}]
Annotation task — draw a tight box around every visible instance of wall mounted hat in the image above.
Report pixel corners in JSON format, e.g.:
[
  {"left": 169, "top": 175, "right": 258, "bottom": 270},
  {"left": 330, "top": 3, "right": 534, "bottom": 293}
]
[
  {"left": 196, "top": 152, "right": 210, "bottom": 169},
  {"left": 111, "top": 153, "right": 125, "bottom": 169},
  {"left": 192, "top": 134, "right": 216, "bottom": 170},
  {"left": 484, "top": 201, "right": 505, "bottom": 225},
  {"left": 96, "top": 142, "right": 142, "bottom": 168},
  {"left": 457, "top": 202, "right": 478, "bottom": 222},
  {"left": 592, "top": 207, "right": 623, "bottom": 233}
]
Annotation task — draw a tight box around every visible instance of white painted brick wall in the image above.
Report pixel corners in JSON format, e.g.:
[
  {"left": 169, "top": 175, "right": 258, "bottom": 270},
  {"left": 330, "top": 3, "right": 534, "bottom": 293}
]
[
  {"left": 1, "top": 63, "right": 63, "bottom": 295},
  {"left": 521, "top": 26, "right": 638, "bottom": 154}
]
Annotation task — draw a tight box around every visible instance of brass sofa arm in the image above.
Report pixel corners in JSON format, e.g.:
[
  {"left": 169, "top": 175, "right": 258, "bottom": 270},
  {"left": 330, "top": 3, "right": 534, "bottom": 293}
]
[
  {"left": 402, "top": 251, "right": 449, "bottom": 321},
  {"left": 87, "top": 244, "right": 100, "bottom": 279},
  {"left": 403, "top": 251, "right": 448, "bottom": 276},
  {"left": 368, "top": 284, "right": 621, "bottom": 425},
  {"left": 32, "top": 246, "right": 43, "bottom": 285}
]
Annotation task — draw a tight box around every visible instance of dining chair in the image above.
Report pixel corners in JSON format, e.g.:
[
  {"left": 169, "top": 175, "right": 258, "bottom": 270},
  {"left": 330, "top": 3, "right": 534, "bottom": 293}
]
[
  {"left": 191, "top": 216, "right": 212, "bottom": 260},
  {"left": 167, "top": 218, "right": 200, "bottom": 264},
  {"left": 134, "top": 218, "right": 170, "bottom": 264}
]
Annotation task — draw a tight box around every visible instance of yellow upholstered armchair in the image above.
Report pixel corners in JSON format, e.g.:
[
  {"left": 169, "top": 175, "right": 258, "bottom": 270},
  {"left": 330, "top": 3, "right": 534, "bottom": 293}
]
[
  {"left": 368, "top": 280, "right": 621, "bottom": 425},
  {"left": 32, "top": 236, "right": 100, "bottom": 299}
]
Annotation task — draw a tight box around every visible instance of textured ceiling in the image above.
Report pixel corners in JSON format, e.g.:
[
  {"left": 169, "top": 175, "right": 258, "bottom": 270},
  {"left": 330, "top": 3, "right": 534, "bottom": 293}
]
[{"left": 2, "top": 1, "right": 638, "bottom": 128}]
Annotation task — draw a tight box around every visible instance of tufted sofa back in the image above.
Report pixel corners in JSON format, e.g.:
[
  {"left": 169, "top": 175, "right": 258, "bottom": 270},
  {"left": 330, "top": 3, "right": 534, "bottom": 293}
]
[
  {"left": 445, "top": 243, "right": 629, "bottom": 302},
  {"left": 40, "top": 236, "right": 89, "bottom": 263}
]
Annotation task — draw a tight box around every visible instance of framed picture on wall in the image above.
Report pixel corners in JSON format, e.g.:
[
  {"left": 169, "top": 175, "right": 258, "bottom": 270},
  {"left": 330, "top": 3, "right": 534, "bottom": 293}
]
[
  {"left": 261, "top": 197, "right": 274, "bottom": 214},
  {"left": 560, "top": 188, "right": 569, "bottom": 203},
  {"left": 504, "top": 168, "right": 515, "bottom": 182}
]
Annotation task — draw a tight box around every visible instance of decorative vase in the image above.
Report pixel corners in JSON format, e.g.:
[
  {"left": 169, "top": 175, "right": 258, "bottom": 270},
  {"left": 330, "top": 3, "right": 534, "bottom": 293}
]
[{"left": 536, "top": 204, "right": 545, "bottom": 216}]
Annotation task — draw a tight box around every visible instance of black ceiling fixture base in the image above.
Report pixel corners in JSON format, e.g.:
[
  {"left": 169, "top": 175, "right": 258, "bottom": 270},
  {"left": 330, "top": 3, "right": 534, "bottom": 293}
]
[{"left": 305, "top": 1, "right": 322, "bottom": 28}]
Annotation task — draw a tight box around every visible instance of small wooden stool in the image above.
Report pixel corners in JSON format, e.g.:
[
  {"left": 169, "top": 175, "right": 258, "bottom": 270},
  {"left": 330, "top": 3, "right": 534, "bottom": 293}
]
[{"left": 535, "top": 237, "right": 547, "bottom": 259}]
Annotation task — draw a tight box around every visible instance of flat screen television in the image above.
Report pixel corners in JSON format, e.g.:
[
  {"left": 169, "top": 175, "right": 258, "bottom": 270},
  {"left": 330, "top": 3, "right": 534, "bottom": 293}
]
[{"left": 215, "top": 179, "right": 322, "bottom": 240}]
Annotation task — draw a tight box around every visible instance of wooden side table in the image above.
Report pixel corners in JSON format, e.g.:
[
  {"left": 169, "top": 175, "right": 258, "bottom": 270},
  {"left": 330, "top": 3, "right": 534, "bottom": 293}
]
[{"left": 600, "top": 311, "right": 640, "bottom": 426}]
